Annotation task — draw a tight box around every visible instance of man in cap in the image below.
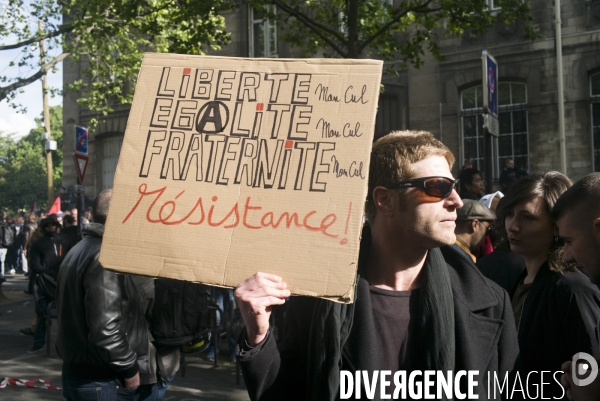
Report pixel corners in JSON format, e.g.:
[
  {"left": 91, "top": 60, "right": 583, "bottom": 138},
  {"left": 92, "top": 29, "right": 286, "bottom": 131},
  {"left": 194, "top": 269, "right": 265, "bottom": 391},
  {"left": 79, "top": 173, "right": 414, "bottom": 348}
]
[
  {"left": 27, "top": 215, "right": 71, "bottom": 353},
  {"left": 479, "top": 191, "right": 504, "bottom": 213},
  {"left": 453, "top": 199, "right": 496, "bottom": 262}
]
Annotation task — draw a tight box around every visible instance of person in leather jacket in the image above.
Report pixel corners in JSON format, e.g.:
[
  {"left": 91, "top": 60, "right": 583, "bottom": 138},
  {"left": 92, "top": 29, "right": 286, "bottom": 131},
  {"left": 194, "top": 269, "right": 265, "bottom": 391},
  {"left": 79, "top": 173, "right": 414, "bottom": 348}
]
[{"left": 56, "top": 190, "right": 179, "bottom": 400}]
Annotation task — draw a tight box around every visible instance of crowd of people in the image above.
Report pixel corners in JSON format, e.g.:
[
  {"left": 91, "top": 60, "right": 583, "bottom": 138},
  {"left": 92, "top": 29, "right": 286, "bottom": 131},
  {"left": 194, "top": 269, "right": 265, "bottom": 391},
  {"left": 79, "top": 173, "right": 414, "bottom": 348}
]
[
  {"left": 1, "top": 191, "right": 232, "bottom": 400},
  {"left": 2, "top": 130, "right": 600, "bottom": 401}
]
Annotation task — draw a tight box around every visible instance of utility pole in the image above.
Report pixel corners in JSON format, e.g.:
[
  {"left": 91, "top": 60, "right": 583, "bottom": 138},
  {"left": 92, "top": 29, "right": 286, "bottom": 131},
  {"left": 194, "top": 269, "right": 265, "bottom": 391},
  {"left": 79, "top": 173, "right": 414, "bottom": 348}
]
[{"left": 39, "top": 20, "right": 55, "bottom": 207}]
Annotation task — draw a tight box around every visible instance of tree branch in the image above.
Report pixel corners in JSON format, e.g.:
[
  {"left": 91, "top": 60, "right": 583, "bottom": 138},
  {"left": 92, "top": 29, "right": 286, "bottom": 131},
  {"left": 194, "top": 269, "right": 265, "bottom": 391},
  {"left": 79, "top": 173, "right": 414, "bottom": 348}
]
[
  {"left": 0, "top": 52, "right": 70, "bottom": 101},
  {"left": 358, "top": 0, "right": 441, "bottom": 54},
  {"left": 0, "top": 24, "right": 75, "bottom": 51},
  {"left": 272, "top": 0, "right": 348, "bottom": 57}
]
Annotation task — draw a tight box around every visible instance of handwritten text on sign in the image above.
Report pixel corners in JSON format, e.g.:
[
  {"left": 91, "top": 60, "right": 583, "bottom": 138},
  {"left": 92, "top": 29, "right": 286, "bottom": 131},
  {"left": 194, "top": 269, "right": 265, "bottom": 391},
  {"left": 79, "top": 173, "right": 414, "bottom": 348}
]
[{"left": 138, "top": 68, "right": 367, "bottom": 194}]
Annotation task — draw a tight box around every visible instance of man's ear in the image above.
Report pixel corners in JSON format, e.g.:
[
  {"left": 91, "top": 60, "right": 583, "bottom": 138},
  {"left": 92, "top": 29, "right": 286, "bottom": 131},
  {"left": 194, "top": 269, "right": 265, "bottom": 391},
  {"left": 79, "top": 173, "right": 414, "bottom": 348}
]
[
  {"left": 593, "top": 217, "right": 600, "bottom": 243},
  {"left": 372, "top": 187, "right": 397, "bottom": 218},
  {"left": 470, "top": 219, "right": 478, "bottom": 234}
]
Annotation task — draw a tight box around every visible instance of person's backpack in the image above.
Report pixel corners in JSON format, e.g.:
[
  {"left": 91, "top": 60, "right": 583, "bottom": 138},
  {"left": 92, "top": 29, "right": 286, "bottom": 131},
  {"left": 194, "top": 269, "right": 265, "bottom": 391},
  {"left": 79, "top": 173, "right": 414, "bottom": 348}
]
[
  {"left": 151, "top": 278, "right": 222, "bottom": 349},
  {"left": 0, "top": 224, "right": 14, "bottom": 248}
]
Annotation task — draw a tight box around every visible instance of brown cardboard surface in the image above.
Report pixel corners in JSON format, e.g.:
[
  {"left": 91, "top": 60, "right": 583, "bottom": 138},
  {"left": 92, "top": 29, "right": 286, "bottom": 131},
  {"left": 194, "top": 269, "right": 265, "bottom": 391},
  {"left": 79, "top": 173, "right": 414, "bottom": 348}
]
[{"left": 99, "top": 53, "right": 382, "bottom": 303}]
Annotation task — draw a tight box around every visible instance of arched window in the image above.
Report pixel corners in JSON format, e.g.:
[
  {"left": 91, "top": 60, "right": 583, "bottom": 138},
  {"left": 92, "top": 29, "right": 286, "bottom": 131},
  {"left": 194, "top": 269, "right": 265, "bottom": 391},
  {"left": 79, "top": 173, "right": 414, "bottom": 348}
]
[
  {"left": 460, "top": 82, "right": 528, "bottom": 179},
  {"left": 591, "top": 73, "right": 600, "bottom": 171}
]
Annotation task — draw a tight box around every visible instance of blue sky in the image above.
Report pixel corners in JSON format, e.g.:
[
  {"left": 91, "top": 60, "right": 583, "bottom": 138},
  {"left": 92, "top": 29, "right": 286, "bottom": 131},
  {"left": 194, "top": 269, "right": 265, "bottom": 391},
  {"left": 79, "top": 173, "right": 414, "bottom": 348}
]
[
  {"left": 0, "top": 49, "right": 63, "bottom": 139},
  {"left": 0, "top": 2, "right": 63, "bottom": 140}
]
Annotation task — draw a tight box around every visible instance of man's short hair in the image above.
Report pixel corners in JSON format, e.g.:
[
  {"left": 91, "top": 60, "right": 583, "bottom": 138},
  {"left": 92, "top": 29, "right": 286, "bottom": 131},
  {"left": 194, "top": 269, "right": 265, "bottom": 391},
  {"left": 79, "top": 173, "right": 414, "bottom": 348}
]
[
  {"left": 459, "top": 168, "right": 481, "bottom": 191},
  {"left": 365, "top": 131, "right": 454, "bottom": 221},
  {"left": 63, "top": 215, "right": 75, "bottom": 226},
  {"left": 92, "top": 190, "right": 112, "bottom": 225},
  {"left": 551, "top": 172, "right": 600, "bottom": 224}
]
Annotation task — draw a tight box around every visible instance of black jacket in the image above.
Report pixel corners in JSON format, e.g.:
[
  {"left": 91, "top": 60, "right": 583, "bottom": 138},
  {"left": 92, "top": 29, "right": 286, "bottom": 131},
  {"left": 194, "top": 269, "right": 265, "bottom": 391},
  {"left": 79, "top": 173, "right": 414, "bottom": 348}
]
[
  {"left": 60, "top": 225, "right": 81, "bottom": 250},
  {"left": 513, "top": 263, "right": 600, "bottom": 398},
  {"left": 56, "top": 223, "right": 158, "bottom": 384},
  {"left": 29, "top": 232, "right": 70, "bottom": 277},
  {"left": 476, "top": 250, "right": 526, "bottom": 295},
  {"left": 239, "top": 244, "right": 519, "bottom": 401}
]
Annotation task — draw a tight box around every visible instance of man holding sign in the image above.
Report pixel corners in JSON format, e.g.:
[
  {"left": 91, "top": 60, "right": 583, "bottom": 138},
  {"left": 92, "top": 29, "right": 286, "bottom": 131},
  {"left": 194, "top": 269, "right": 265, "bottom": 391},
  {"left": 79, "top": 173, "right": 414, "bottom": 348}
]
[{"left": 235, "top": 131, "right": 519, "bottom": 400}]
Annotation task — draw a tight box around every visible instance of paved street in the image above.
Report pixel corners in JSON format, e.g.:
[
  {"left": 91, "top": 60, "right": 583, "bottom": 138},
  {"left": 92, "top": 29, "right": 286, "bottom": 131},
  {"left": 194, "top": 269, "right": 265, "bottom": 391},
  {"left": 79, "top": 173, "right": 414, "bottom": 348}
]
[{"left": 0, "top": 274, "right": 250, "bottom": 401}]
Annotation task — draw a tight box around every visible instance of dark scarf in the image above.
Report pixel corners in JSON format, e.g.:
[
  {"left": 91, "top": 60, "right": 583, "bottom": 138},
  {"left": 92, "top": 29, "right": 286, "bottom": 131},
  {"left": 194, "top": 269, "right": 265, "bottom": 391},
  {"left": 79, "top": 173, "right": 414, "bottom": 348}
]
[
  {"left": 418, "top": 247, "right": 456, "bottom": 376},
  {"left": 305, "top": 227, "right": 456, "bottom": 401}
]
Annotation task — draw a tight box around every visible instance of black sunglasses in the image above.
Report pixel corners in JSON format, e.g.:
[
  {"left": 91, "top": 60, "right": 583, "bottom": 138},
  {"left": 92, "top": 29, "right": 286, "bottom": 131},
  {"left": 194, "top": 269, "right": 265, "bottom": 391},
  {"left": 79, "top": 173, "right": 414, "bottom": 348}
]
[{"left": 385, "top": 176, "right": 460, "bottom": 199}]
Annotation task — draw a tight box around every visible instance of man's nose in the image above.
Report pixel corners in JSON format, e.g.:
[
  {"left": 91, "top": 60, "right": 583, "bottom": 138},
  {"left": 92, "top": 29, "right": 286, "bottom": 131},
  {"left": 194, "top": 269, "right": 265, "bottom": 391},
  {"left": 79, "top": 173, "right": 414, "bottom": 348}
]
[
  {"left": 446, "top": 189, "right": 463, "bottom": 209},
  {"left": 562, "top": 246, "right": 575, "bottom": 264}
]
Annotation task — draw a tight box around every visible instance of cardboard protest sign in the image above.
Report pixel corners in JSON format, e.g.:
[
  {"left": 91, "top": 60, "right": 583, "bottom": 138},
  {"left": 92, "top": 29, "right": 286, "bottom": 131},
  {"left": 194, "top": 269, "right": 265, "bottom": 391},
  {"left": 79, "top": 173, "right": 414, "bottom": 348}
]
[{"left": 99, "top": 53, "right": 382, "bottom": 302}]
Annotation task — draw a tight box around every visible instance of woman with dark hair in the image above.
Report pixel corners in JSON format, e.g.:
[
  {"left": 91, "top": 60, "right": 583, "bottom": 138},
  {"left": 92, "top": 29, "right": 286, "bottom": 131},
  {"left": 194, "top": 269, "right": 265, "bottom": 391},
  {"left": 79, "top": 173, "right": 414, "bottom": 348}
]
[
  {"left": 458, "top": 168, "right": 485, "bottom": 200},
  {"left": 497, "top": 172, "right": 600, "bottom": 398}
]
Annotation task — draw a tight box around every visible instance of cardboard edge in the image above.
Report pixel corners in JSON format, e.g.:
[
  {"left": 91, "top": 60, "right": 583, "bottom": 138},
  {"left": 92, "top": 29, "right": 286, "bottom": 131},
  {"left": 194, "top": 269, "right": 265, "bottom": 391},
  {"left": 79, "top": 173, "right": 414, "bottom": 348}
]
[
  {"left": 100, "top": 53, "right": 380, "bottom": 304},
  {"left": 143, "top": 52, "right": 384, "bottom": 67}
]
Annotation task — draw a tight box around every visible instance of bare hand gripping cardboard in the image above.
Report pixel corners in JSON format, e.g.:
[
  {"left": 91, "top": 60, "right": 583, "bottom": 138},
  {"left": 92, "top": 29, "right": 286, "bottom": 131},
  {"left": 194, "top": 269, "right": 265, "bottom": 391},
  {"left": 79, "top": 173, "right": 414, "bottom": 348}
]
[{"left": 99, "top": 53, "right": 383, "bottom": 303}]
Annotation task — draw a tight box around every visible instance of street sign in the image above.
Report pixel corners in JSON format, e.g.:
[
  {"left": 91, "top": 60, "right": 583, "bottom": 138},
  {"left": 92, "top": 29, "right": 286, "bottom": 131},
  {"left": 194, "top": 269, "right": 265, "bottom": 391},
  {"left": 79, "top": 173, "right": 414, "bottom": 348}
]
[
  {"left": 75, "top": 125, "right": 88, "bottom": 155},
  {"left": 74, "top": 153, "right": 89, "bottom": 183},
  {"left": 484, "top": 114, "right": 499, "bottom": 137},
  {"left": 482, "top": 51, "right": 498, "bottom": 119},
  {"left": 482, "top": 50, "right": 499, "bottom": 193}
]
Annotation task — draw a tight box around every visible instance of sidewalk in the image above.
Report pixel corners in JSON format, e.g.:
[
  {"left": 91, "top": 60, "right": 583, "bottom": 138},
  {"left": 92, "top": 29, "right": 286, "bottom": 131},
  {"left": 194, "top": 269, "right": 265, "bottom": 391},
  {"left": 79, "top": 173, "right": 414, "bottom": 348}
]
[{"left": 0, "top": 274, "right": 250, "bottom": 401}]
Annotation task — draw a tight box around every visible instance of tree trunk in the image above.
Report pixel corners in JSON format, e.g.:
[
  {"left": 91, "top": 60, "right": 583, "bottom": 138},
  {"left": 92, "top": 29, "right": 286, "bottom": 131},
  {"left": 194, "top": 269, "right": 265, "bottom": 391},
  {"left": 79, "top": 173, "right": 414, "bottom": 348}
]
[{"left": 346, "top": 0, "right": 360, "bottom": 58}]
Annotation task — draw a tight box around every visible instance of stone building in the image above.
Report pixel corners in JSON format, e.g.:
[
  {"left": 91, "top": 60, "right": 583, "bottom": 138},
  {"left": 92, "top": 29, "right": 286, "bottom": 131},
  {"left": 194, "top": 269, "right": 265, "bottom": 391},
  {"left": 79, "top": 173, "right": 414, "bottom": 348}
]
[{"left": 62, "top": 0, "right": 600, "bottom": 198}]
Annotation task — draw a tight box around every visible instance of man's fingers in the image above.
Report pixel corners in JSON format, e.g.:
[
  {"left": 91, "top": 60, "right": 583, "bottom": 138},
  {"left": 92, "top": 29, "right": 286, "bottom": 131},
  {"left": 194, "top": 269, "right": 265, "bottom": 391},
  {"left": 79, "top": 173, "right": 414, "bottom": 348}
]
[
  {"left": 264, "top": 296, "right": 287, "bottom": 306},
  {"left": 237, "top": 288, "right": 290, "bottom": 311},
  {"left": 244, "top": 285, "right": 290, "bottom": 300},
  {"left": 235, "top": 273, "right": 290, "bottom": 302},
  {"left": 254, "top": 272, "right": 283, "bottom": 282}
]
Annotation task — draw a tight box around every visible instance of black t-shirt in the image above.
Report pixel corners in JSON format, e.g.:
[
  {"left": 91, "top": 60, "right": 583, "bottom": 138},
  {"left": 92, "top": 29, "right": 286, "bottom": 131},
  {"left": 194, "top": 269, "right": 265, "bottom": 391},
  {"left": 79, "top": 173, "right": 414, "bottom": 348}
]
[{"left": 370, "top": 286, "right": 421, "bottom": 372}]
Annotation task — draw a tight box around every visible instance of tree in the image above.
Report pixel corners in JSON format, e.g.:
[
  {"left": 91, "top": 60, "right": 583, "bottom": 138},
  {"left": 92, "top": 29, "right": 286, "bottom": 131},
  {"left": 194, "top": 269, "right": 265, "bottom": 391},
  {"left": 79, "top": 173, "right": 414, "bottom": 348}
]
[
  {"left": 0, "top": 105, "right": 63, "bottom": 213},
  {"left": 0, "top": 0, "right": 233, "bottom": 125},
  {"left": 248, "top": 0, "right": 536, "bottom": 68}
]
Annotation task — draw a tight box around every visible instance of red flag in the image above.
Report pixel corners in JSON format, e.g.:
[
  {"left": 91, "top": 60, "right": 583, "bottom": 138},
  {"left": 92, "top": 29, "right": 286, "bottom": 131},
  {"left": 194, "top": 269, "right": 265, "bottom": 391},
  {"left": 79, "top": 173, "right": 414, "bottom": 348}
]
[
  {"left": 30, "top": 202, "right": 36, "bottom": 214},
  {"left": 48, "top": 196, "right": 61, "bottom": 215}
]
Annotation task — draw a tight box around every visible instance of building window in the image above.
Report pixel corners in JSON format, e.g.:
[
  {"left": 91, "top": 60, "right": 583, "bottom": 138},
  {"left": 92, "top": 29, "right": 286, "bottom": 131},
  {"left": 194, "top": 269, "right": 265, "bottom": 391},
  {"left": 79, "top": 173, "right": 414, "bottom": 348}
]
[
  {"left": 102, "top": 136, "right": 123, "bottom": 190},
  {"left": 250, "top": 6, "right": 277, "bottom": 57},
  {"left": 592, "top": 73, "right": 600, "bottom": 171},
  {"left": 375, "top": 94, "right": 403, "bottom": 139},
  {"left": 460, "top": 82, "right": 528, "bottom": 179},
  {"left": 488, "top": 0, "right": 500, "bottom": 10}
]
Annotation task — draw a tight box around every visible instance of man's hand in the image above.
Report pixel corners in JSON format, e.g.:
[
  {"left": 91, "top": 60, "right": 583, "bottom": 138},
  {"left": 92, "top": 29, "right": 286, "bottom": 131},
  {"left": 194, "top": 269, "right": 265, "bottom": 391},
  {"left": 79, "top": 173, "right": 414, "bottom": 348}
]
[
  {"left": 124, "top": 372, "right": 140, "bottom": 390},
  {"left": 561, "top": 360, "right": 600, "bottom": 401},
  {"left": 234, "top": 272, "right": 290, "bottom": 347}
]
